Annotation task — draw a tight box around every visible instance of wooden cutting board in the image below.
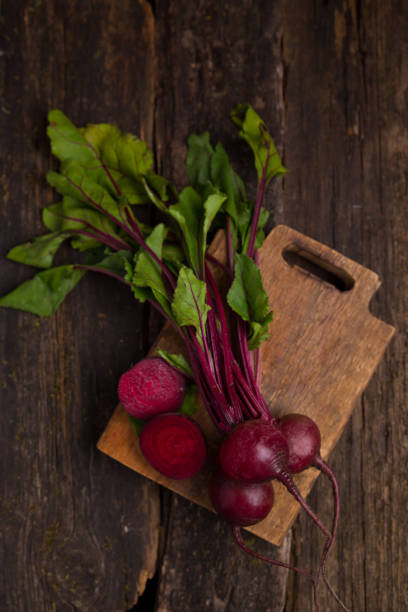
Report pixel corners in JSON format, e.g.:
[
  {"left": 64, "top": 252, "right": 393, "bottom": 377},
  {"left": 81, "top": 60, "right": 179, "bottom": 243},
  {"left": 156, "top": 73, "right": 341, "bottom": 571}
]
[{"left": 97, "top": 225, "right": 395, "bottom": 546}]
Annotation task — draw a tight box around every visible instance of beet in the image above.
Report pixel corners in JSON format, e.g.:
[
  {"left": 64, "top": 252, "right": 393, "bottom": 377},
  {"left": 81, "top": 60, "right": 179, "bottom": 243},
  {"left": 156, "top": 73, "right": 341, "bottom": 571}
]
[
  {"left": 209, "top": 471, "right": 274, "bottom": 526},
  {"left": 218, "top": 419, "right": 289, "bottom": 482},
  {"left": 118, "top": 357, "right": 186, "bottom": 419},
  {"left": 139, "top": 412, "right": 206, "bottom": 479},
  {"left": 217, "top": 417, "right": 332, "bottom": 542},
  {"left": 277, "top": 413, "right": 321, "bottom": 473}
]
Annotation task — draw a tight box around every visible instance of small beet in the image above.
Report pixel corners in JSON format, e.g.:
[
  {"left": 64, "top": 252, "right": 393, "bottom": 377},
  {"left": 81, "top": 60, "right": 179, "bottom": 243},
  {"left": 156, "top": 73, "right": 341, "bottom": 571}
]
[
  {"left": 118, "top": 357, "right": 186, "bottom": 419},
  {"left": 139, "top": 413, "right": 206, "bottom": 479},
  {"left": 218, "top": 419, "right": 289, "bottom": 483},
  {"left": 209, "top": 471, "right": 274, "bottom": 526},
  {"left": 278, "top": 413, "right": 321, "bottom": 473}
]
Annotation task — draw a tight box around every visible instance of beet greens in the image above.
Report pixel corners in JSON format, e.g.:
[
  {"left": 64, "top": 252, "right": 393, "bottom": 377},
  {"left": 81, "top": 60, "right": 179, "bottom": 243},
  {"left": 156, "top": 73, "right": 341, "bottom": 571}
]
[
  {"left": 0, "top": 105, "right": 285, "bottom": 431},
  {"left": 0, "top": 106, "right": 349, "bottom": 610}
]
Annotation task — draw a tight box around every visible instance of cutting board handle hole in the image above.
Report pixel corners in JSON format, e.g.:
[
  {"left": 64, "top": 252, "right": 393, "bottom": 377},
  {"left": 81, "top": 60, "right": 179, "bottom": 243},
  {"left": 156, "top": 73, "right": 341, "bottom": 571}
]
[{"left": 282, "top": 246, "right": 355, "bottom": 291}]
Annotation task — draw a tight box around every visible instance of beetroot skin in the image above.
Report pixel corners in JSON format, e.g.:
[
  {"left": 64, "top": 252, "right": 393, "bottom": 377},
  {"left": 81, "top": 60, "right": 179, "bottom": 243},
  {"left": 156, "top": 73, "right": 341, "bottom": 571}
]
[
  {"left": 218, "top": 419, "right": 289, "bottom": 483},
  {"left": 118, "top": 357, "right": 186, "bottom": 419},
  {"left": 139, "top": 412, "right": 207, "bottom": 479},
  {"left": 278, "top": 413, "right": 321, "bottom": 473},
  {"left": 209, "top": 471, "right": 274, "bottom": 526}
]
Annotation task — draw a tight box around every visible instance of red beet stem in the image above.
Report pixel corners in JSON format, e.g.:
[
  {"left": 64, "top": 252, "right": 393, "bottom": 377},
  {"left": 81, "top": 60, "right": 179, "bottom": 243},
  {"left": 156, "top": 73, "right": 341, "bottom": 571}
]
[
  {"left": 278, "top": 472, "right": 331, "bottom": 539},
  {"left": 205, "top": 252, "right": 232, "bottom": 278},
  {"left": 205, "top": 263, "right": 243, "bottom": 421},
  {"left": 314, "top": 457, "right": 351, "bottom": 612}
]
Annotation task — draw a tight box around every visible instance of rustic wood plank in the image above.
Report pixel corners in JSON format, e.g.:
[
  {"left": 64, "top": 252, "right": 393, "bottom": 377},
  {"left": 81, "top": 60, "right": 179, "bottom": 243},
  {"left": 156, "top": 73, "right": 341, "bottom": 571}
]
[
  {"left": 155, "top": 495, "right": 292, "bottom": 612},
  {"left": 281, "top": 1, "right": 407, "bottom": 610},
  {"left": 353, "top": 3, "right": 408, "bottom": 611},
  {"left": 0, "top": 2, "right": 159, "bottom": 611}
]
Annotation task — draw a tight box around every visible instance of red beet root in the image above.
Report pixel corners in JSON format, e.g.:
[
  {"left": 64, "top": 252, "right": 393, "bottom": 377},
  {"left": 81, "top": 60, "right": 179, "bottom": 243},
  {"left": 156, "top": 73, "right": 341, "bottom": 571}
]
[
  {"left": 118, "top": 357, "right": 186, "bottom": 419},
  {"left": 217, "top": 417, "right": 332, "bottom": 543},
  {"left": 209, "top": 471, "right": 274, "bottom": 526},
  {"left": 277, "top": 413, "right": 321, "bottom": 473},
  {"left": 139, "top": 413, "right": 206, "bottom": 479},
  {"left": 218, "top": 419, "right": 289, "bottom": 483}
]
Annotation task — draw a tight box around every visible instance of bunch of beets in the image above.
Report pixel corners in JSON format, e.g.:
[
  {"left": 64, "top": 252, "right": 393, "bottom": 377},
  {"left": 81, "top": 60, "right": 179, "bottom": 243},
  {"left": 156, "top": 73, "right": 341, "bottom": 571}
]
[{"left": 0, "top": 105, "right": 349, "bottom": 610}]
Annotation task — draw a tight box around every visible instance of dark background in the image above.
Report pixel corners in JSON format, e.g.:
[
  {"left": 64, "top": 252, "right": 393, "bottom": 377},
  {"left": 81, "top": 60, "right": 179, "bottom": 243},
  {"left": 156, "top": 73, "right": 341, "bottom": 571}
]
[{"left": 0, "top": 1, "right": 406, "bottom": 611}]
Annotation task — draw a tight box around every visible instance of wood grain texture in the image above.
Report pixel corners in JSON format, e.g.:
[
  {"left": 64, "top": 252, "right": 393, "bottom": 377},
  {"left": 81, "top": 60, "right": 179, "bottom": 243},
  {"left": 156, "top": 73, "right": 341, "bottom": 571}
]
[
  {"left": 0, "top": 2, "right": 159, "bottom": 611},
  {"left": 1, "top": 1, "right": 407, "bottom": 611}
]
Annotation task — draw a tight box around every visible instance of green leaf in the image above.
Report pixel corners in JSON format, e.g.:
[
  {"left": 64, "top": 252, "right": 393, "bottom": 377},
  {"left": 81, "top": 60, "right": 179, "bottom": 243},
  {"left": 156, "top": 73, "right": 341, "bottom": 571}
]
[
  {"left": 130, "top": 285, "right": 152, "bottom": 304},
  {"left": 132, "top": 224, "right": 170, "bottom": 314},
  {"left": 83, "top": 125, "right": 173, "bottom": 206},
  {"left": 88, "top": 250, "right": 133, "bottom": 279},
  {"left": 113, "top": 174, "right": 150, "bottom": 205},
  {"left": 0, "top": 266, "right": 86, "bottom": 316},
  {"left": 141, "top": 174, "right": 174, "bottom": 211},
  {"left": 82, "top": 122, "right": 153, "bottom": 179},
  {"left": 43, "top": 196, "right": 84, "bottom": 231},
  {"left": 156, "top": 350, "right": 193, "bottom": 378},
  {"left": 6, "top": 232, "right": 69, "bottom": 269},
  {"left": 168, "top": 188, "right": 225, "bottom": 275},
  {"left": 168, "top": 187, "right": 202, "bottom": 273},
  {"left": 211, "top": 142, "right": 246, "bottom": 217},
  {"left": 253, "top": 207, "right": 270, "bottom": 250},
  {"left": 186, "top": 132, "right": 214, "bottom": 190},
  {"left": 231, "top": 104, "right": 287, "bottom": 184},
  {"left": 48, "top": 110, "right": 158, "bottom": 191},
  {"left": 146, "top": 174, "right": 174, "bottom": 202},
  {"left": 227, "top": 253, "right": 273, "bottom": 349},
  {"left": 123, "top": 253, "right": 135, "bottom": 284},
  {"left": 47, "top": 162, "right": 123, "bottom": 222},
  {"left": 81, "top": 245, "right": 107, "bottom": 266},
  {"left": 179, "top": 383, "right": 199, "bottom": 416},
  {"left": 228, "top": 253, "right": 272, "bottom": 322},
  {"left": 247, "top": 319, "right": 273, "bottom": 351},
  {"left": 48, "top": 112, "right": 174, "bottom": 208},
  {"left": 202, "top": 192, "right": 226, "bottom": 242},
  {"left": 43, "top": 196, "right": 127, "bottom": 252},
  {"left": 44, "top": 200, "right": 107, "bottom": 233},
  {"left": 128, "top": 414, "right": 146, "bottom": 436},
  {"left": 201, "top": 192, "right": 226, "bottom": 266},
  {"left": 48, "top": 112, "right": 123, "bottom": 200},
  {"left": 187, "top": 134, "right": 248, "bottom": 232},
  {"left": 186, "top": 135, "right": 257, "bottom": 254},
  {"left": 47, "top": 110, "right": 97, "bottom": 165},
  {"left": 171, "top": 267, "right": 210, "bottom": 341},
  {"left": 162, "top": 243, "right": 185, "bottom": 270},
  {"left": 69, "top": 236, "right": 101, "bottom": 252},
  {"left": 43, "top": 197, "right": 124, "bottom": 242},
  {"left": 136, "top": 221, "right": 154, "bottom": 238}
]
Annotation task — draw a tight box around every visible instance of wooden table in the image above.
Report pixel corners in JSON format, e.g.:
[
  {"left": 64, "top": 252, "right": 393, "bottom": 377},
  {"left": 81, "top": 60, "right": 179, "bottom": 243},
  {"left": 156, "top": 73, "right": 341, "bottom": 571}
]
[{"left": 0, "top": 2, "right": 406, "bottom": 611}]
